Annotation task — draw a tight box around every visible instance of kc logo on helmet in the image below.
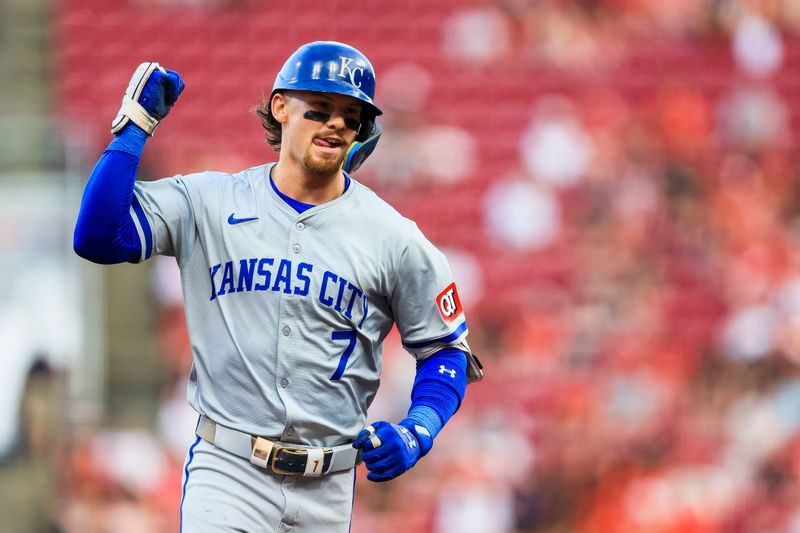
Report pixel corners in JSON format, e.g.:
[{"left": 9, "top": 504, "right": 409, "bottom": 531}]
[
  {"left": 338, "top": 57, "right": 364, "bottom": 88},
  {"left": 436, "top": 283, "right": 463, "bottom": 322}
]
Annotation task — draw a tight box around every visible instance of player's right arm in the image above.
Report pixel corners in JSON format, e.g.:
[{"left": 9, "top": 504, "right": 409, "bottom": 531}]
[{"left": 73, "top": 63, "right": 184, "bottom": 264}]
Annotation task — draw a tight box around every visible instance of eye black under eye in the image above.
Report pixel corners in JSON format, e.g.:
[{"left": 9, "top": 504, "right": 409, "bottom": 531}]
[
  {"left": 304, "top": 110, "right": 331, "bottom": 123},
  {"left": 304, "top": 110, "right": 361, "bottom": 132},
  {"left": 344, "top": 118, "right": 361, "bottom": 132}
]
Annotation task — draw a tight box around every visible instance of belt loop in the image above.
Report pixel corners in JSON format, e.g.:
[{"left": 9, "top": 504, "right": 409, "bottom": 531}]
[
  {"left": 196, "top": 415, "right": 216, "bottom": 443},
  {"left": 250, "top": 437, "right": 275, "bottom": 469},
  {"left": 304, "top": 448, "right": 325, "bottom": 477}
]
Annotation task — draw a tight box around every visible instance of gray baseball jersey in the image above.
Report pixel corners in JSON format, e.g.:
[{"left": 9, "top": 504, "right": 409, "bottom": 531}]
[{"left": 130, "top": 162, "right": 469, "bottom": 447}]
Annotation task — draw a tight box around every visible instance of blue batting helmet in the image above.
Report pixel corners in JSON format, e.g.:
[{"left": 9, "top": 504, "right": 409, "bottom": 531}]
[{"left": 272, "top": 41, "right": 383, "bottom": 118}]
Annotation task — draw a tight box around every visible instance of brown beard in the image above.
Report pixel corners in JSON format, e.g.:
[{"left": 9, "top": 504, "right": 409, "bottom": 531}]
[{"left": 302, "top": 146, "right": 345, "bottom": 177}]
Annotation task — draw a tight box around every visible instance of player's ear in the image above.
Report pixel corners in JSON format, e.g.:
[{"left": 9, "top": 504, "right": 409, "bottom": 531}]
[{"left": 271, "top": 92, "right": 288, "bottom": 124}]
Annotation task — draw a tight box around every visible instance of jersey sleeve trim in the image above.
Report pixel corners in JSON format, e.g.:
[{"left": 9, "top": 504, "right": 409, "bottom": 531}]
[
  {"left": 130, "top": 192, "right": 153, "bottom": 260},
  {"left": 128, "top": 207, "right": 146, "bottom": 262},
  {"left": 402, "top": 320, "right": 468, "bottom": 350}
]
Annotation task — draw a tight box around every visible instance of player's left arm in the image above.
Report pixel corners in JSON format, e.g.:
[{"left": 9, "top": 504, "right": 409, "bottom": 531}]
[
  {"left": 353, "top": 227, "right": 481, "bottom": 482},
  {"left": 353, "top": 346, "right": 467, "bottom": 482}
]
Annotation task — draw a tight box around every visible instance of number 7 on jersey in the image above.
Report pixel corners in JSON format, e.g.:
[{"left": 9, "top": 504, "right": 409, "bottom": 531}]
[{"left": 330, "top": 330, "right": 357, "bottom": 381}]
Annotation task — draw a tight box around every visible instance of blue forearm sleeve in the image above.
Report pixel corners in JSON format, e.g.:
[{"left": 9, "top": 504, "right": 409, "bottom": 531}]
[
  {"left": 405, "top": 348, "right": 468, "bottom": 439},
  {"left": 73, "top": 125, "right": 148, "bottom": 264}
]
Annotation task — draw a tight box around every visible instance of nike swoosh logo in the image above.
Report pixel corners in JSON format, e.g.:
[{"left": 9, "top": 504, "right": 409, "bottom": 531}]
[{"left": 227, "top": 213, "right": 259, "bottom": 225}]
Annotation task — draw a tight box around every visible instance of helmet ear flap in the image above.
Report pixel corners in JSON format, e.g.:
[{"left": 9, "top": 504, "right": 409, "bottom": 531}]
[
  {"left": 356, "top": 115, "right": 376, "bottom": 143},
  {"left": 344, "top": 122, "right": 382, "bottom": 173}
]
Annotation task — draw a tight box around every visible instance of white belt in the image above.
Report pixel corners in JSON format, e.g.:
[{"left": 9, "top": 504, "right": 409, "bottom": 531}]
[{"left": 196, "top": 415, "right": 360, "bottom": 477}]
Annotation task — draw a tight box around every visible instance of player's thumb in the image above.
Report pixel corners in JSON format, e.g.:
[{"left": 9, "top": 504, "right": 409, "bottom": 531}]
[{"left": 353, "top": 424, "right": 383, "bottom": 452}]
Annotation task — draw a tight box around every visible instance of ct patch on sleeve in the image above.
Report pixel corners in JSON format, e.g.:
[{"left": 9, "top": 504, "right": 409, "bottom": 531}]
[{"left": 436, "top": 282, "right": 463, "bottom": 322}]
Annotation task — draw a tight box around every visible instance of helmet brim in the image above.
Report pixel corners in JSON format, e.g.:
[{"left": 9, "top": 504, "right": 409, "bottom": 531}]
[{"left": 273, "top": 80, "right": 382, "bottom": 117}]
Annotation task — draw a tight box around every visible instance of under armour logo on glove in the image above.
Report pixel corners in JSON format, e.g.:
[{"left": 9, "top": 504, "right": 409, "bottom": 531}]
[
  {"left": 397, "top": 426, "right": 417, "bottom": 448},
  {"left": 439, "top": 365, "right": 456, "bottom": 378}
]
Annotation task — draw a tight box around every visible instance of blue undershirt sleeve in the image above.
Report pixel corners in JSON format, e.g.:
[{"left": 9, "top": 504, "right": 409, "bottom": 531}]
[
  {"left": 73, "top": 124, "right": 149, "bottom": 264},
  {"left": 401, "top": 347, "right": 468, "bottom": 455}
]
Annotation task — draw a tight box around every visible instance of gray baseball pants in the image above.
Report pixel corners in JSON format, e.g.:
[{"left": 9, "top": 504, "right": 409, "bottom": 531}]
[{"left": 180, "top": 438, "right": 356, "bottom": 532}]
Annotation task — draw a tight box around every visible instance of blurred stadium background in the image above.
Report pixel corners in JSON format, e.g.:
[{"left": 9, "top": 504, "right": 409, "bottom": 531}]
[{"left": 2, "top": 0, "right": 800, "bottom": 531}]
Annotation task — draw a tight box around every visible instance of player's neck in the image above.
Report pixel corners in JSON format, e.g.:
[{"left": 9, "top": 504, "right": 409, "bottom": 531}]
[{"left": 271, "top": 159, "right": 345, "bottom": 205}]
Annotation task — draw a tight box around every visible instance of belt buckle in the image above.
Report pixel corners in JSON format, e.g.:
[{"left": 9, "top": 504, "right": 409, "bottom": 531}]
[{"left": 271, "top": 445, "right": 307, "bottom": 475}]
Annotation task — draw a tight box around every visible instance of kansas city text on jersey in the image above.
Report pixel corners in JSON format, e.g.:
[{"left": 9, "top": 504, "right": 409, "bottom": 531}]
[{"left": 208, "top": 257, "right": 368, "bottom": 328}]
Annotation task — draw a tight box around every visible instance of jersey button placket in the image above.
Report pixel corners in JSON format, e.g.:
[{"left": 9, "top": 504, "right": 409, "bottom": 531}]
[
  {"left": 292, "top": 220, "right": 305, "bottom": 255},
  {"left": 279, "top": 220, "right": 304, "bottom": 445},
  {"left": 277, "top": 320, "right": 293, "bottom": 438}
]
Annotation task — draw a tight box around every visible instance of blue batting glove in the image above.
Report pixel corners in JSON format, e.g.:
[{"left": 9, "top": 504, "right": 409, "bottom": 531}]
[
  {"left": 112, "top": 62, "right": 186, "bottom": 137},
  {"left": 353, "top": 421, "right": 421, "bottom": 482},
  {"left": 138, "top": 68, "right": 185, "bottom": 121}
]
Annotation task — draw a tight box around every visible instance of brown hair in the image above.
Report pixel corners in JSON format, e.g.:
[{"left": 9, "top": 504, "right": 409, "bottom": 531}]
[{"left": 253, "top": 92, "right": 282, "bottom": 151}]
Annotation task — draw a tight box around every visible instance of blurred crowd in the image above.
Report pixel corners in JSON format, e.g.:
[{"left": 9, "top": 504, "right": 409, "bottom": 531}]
[{"left": 37, "top": 0, "right": 800, "bottom": 532}]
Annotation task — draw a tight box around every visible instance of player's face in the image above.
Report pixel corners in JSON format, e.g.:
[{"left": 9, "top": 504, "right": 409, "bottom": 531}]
[{"left": 275, "top": 91, "right": 362, "bottom": 177}]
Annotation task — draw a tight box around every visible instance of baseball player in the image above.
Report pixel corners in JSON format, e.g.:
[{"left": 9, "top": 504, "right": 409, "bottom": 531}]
[{"left": 74, "top": 41, "right": 483, "bottom": 532}]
